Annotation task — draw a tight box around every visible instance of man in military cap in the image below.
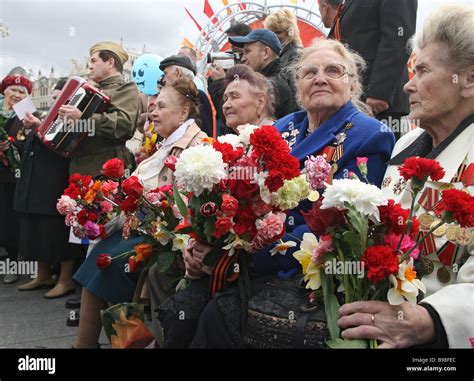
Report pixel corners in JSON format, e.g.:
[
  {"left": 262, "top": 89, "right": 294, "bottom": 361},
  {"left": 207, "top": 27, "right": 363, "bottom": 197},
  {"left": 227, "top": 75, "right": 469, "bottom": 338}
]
[{"left": 58, "top": 41, "right": 141, "bottom": 176}]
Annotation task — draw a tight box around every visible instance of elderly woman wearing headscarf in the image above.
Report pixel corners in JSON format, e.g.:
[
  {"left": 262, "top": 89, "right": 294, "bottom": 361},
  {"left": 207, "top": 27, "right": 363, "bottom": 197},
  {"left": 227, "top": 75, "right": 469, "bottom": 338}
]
[
  {"left": 0, "top": 74, "right": 32, "bottom": 284},
  {"left": 338, "top": 4, "right": 474, "bottom": 348}
]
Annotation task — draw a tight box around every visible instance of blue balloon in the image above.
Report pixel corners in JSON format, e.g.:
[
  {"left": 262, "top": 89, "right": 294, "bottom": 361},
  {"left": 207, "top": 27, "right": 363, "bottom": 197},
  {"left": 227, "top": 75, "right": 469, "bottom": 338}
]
[{"left": 132, "top": 54, "right": 163, "bottom": 95}]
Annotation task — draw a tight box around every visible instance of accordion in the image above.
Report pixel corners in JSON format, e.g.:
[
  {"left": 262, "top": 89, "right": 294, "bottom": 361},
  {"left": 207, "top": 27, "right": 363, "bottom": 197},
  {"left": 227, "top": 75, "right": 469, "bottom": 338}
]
[{"left": 37, "top": 76, "right": 110, "bottom": 157}]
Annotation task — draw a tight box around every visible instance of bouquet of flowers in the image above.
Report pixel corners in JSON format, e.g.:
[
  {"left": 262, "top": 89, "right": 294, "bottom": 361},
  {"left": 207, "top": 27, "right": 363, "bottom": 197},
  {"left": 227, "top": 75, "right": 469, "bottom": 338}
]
[
  {"left": 292, "top": 156, "right": 474, "bottom": 348},
  {"left": 100, "top": 179, "right": 191, "bottom": 275},
  {"left": 56, "top": 158, "right": 127, "bottom": 240},
  {"left": 169, "top": 125, "right": 317, "bottom": 294},
  {"left": 0, "top": 123, "right": 21, "bottom": 173}
]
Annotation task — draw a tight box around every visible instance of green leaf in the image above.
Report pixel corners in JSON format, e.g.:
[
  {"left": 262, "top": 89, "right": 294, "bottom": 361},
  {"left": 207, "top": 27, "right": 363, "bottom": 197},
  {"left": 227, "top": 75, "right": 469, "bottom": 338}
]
[
  {"left": 320, "top": 270, "right": 341, "bottom": 341},
  {"left": 326, "top": 338, "right": 368, "bottom": 349},
  {"left": 203, "top": 217, "right": 216, "bottom": 243},
  {"left": 174, "top": 226, "right": 194, "bottom": 235},
  {"left": 202, "top": 247, "right": 223, "bottom": 268},
  {"left": 173, "top": 184, "right": 188, "bottom": 218},
  {"left": 155, "top": 251, "right": 176, "bottom": 273}
]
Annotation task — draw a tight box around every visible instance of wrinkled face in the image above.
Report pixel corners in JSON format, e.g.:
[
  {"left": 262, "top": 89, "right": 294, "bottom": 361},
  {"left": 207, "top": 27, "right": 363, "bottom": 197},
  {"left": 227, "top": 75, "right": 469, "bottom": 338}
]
[
  {"left": 151, "top": 87, "right": 188, "bottom": 138},
  {"left": 404, "top": 42, "right": 463, "bottom": 126},
  {"left": 163, "top": 66, "right": 179, "bottom": 86},
  {"left": 3, "top": 85, "right": 28, "bottom": 109},
  {"left": 297, "top": 49, "right": 353, "bottom": 113},
  {"left": 241, "top": 42, "right": 266, "bottom": 72},
  {"left": 88, "top": 52, "right": 112, "bottom": 83},
  {"left": 223, "top": 79, "right": 261, "bottom": 131}
]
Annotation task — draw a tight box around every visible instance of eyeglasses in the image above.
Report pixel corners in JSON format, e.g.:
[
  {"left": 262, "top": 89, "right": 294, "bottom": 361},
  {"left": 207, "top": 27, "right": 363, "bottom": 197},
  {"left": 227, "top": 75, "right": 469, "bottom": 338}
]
[{"left": 296, "top": 63, "right": 349, "bottom": 80}]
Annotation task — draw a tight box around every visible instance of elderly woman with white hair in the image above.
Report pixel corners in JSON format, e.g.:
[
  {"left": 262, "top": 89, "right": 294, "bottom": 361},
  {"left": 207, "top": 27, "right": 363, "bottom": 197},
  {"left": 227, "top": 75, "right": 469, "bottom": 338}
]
[{"left": 338, "top": 4, "right": 474, "bottom": 348}]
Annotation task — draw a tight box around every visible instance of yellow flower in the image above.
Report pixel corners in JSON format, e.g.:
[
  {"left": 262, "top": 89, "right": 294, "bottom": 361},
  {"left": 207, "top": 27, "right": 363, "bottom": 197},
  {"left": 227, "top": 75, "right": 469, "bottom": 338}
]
[
  {"left": 387, "top": 258, "right": 426, "bottom": 305},
  {"left": 270, "top": 240, "right": 297, "bottom": 256},
  {"left": 292, "top": 233, "right": 321, "bottom": 290},
  {"left": 272, "top": 175, "right": 312, "bottom": 210}
]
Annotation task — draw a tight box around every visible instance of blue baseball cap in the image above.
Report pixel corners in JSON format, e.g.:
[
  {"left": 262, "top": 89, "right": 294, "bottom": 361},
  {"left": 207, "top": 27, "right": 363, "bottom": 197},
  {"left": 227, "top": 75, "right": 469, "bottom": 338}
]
[{"left": 229, "top": 28, "right": 282, "bottom": 55}]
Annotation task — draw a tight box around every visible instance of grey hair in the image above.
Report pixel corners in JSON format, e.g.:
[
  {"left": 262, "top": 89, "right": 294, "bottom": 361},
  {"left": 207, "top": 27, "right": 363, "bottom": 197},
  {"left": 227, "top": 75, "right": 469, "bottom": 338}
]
[
  {"left": 410, "top": 3, "right": 474, "bottom": 72},
  {"left": 172, "top": 65, "right": 195, "bottom": 80},
  {"left": 289, "top": 38, "right": 369, "bottom": 114}
]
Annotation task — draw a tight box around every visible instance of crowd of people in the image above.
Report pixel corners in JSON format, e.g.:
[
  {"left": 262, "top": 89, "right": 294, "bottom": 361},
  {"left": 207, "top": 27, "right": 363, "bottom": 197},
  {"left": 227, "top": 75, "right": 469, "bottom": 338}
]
[{"left": 0, "top": 1, "right": 473, "bottom": 349}]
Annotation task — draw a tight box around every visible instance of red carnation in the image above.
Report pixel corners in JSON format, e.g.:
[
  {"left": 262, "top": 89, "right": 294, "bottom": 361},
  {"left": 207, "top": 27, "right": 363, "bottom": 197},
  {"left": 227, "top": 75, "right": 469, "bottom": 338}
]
[
  {"left": 362, "top": 245, "right": 399, "bottom": 283},
  {"left": 301, "top": 199, "right": 346, "bottom": 236},
  {"left": 121, "top": 176, "right": 144, "bottom": 198},
  {"left": 96, "top": 254, "right": 111, "bottom": 269},
  {"left": 250, "top": 125, "right": 290, "bottom": 160},
  {"left": 120, "top": 196, "right": 139, "bottom": 213},
  {"left": 399, "top": 157, "right": 445, "bottom": 185},
  {"left": 439, "top": 189, "right": 474, "bottom": 227},
  {"left": 128, "top": 257, "right": 139, "bottom": 273},
  {"left": 233, "top": 207, "right": 258, "bottom": 238},
  {"left": 69, "top": 173, "right": 82, "bottom": 184},
  {"left": 221, "top": 194, "right": 239, "bottom": 216},
  {"left": 379, "top": 199, "right": 419, "bottom": 238},
  {"left": 213, "top": 141, "right": 244, "bottom": 164},
  {"left": 77, "top": 209, "right": 89, "bottom": 225},
  {"left": 64, "top": 183, "right": 80, "bottom": 199},
  {"left": 212, "top": 216, "right": 233, "bottom": 238},
  {"left": 101, "top": 158, "right": 124, "bottom": 179}
]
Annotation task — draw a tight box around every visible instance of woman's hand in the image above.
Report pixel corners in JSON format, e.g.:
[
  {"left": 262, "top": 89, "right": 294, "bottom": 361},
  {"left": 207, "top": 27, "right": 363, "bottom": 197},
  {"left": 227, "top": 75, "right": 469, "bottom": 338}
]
[
  {"left": 337, "top": 300, "right": 436, "bottom": 348},
  {"left": 0, "top": 140, "right": 10, "bottom": 153},
  {"left": 23, "top": 112, "right": 41, "bottom": 130},
  {"left": 183, "top": 239, "right": 213, "bottom": 280}
]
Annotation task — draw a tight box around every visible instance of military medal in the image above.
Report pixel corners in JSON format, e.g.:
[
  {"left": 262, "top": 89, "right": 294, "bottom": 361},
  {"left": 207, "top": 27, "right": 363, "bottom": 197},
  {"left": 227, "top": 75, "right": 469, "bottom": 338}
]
[
  {"left": 436, "top": 266, "right": 451, "bottom": 284},
  {"left": 393, "top": 178, "right": 407, "bottom": 195},
  {"left": 422, "top": 256, "right": 434, "bottom": 275},
  {"left": 419, "top": 213, "right": 435, "bottom": 231},
  {"left": 430, "top": 221, "right": 447, "bottom": 237},
  {"left": 418, "top": 187, "right": 441, "bottom": 213},
  {"left": 445, "top": 225, "right": 461, "bottom": 241},
  {"left": 456, "top": 228, "right": 473, "bottom": 246},
  {"left": 381, "top": 176, "right": 392, "bottom": 188}
]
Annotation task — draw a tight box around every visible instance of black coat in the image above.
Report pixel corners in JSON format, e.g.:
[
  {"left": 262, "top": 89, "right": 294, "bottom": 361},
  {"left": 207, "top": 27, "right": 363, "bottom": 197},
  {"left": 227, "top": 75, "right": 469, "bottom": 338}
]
[
  {"left": 261, "top": 59, "right": 299, "bottom": 119},
  {"left": 0, "top": 115, "right": 25, "bottom": 183},
  {"left": 329, "top": 0, "right": 418, "bottom": 114},
  {"left": 279, "top": 42, "right": 302, "bottom": 67},
  {"left": 14, "top": 132, "right": 70, "bottom": 216}
]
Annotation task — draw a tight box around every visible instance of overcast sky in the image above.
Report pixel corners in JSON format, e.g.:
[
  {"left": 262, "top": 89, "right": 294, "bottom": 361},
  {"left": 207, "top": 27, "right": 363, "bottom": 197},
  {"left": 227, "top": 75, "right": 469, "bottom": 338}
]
[{"left": 0, "top": 0, "right": 472, "bottom": 78}]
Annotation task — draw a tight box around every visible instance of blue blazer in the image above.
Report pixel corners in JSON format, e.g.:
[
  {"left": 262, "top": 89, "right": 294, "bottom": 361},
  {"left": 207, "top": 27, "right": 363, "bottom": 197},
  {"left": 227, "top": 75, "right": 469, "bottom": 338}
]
[{"left": 253, "top": 101, "right": 395, "bottom": 275}]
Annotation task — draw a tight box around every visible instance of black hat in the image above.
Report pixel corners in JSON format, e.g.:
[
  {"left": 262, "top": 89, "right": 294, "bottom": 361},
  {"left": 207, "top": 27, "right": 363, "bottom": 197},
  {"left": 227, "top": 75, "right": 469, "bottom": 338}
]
[{"left": 159, "top": 55, "right": 197, "bottom": 75}]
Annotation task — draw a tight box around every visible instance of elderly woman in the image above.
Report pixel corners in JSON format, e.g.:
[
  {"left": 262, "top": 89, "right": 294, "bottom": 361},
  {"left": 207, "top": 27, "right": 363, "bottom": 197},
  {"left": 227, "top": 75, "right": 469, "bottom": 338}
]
[
  {"left": 338, "top": 4, "right": 474, "bottom": 348},
  {"left": 222, "top": 64, "right": 276, "bottom": 130},
  {"left": 157, "top": 45, "right": 395, "bottom": 347},
  {"left": 72, "top": 77, "right": 207, "bottom": 348},
  {"left": 0, "top": 74, "right": 32, "bottom": 285},
  {"left": 264, "top": 8, "right": 303, "bottom": 66}
]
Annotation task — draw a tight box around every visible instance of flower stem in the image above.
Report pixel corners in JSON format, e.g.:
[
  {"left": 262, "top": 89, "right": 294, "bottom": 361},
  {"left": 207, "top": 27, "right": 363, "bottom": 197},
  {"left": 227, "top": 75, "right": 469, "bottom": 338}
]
[
  {"left": 396, "top": 192, "right": 416, "bottom": 252},
  {"left": 400, "top": 220, "right": 445, "bottom": 262},
  {"left": 336, "top": 244, "right": 352, "bottom": 304}
]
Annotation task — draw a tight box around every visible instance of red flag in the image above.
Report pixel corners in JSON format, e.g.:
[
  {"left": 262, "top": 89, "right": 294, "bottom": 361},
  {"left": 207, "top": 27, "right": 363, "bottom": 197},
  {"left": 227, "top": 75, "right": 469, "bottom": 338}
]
[
  {"left": 204, "top": 0, "right": 218, "bottom": 24},
  {"left": 238, "top": 0, "right": 247, "bottom": 11},
  {"left": 185, "top": 7, "right": 203, "bottom": 32}
]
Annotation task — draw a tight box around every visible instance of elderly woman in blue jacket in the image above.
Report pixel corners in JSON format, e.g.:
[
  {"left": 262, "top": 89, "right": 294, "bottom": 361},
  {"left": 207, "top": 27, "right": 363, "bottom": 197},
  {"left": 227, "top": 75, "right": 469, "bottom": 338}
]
[{"left": 158, "top": 39, "right": 395, "bottom": 348}]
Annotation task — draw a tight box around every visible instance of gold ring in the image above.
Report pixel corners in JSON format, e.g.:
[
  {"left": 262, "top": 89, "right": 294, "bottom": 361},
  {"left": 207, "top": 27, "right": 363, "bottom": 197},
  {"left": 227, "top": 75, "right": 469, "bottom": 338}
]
[{"left": 371, "top": 314, "right": 375, "bottom": 326}]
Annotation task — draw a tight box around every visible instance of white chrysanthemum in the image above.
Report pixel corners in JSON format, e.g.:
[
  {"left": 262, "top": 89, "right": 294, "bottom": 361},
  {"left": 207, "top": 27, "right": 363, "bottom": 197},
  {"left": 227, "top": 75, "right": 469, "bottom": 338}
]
[
  {"left": 217, "top": 134, "right": 243, "bottom": 149},
  {"left": 237, "top": 124, "right": 259, "bottom": 146},
  {"left": 174, "top": 145, "right": 227, "bottom": 196},
  {"left": 321, "top": 179, "right": 387, "bottom": 221}
]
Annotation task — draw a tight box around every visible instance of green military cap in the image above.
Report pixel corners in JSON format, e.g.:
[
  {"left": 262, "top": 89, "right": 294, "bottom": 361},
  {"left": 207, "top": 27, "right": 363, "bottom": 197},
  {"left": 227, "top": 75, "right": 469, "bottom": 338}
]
[{"left": 89, "top": 41, "right": 129, "bottom": 65}]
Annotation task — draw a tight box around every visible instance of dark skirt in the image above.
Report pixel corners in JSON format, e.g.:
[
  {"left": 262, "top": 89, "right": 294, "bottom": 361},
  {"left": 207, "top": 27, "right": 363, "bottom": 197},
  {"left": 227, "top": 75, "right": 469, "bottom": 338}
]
[
  {"left": 0, "top": 182, "right": 20, "bottom": 249},
  {"left": 73, "top": 231, "right": 144, "bottom": 305},
  {"left": 18, "top": 213, "right": 84, "bottom": 264}
]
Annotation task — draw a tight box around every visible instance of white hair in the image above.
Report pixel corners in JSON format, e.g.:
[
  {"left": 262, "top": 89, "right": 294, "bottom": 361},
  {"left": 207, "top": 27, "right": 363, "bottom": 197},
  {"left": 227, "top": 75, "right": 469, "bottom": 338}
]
[
  {"left": 172, "top": 65, "right": 195, "bottom": 80},
  {"left": 411, "top": 3, "right": 474, "bottom": 71}
]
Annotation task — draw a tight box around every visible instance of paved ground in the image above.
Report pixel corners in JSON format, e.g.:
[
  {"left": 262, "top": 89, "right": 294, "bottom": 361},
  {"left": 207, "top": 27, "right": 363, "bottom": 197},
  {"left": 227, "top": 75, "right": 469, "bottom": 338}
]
[{"left": 0, "top": 249, "right": 110, "bottom": 349}]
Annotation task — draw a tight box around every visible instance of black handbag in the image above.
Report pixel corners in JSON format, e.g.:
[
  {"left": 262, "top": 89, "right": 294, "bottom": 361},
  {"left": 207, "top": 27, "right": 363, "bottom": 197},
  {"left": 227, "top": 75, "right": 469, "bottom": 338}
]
[{"left": 243, "top": 274, "right": 328, "bottom": 348}]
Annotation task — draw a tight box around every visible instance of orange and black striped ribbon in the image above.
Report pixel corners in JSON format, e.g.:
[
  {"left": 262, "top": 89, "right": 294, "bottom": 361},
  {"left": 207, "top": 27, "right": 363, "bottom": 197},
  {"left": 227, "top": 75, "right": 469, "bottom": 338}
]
[
  {"left": 437, "top": 241, "right": 460, "bottom": 266},
  {"left": 209, "top": 251, "right": 239, "bottom": 298},
  {"left": 333, "top": 3, "right": 345, "bottom": 41}
]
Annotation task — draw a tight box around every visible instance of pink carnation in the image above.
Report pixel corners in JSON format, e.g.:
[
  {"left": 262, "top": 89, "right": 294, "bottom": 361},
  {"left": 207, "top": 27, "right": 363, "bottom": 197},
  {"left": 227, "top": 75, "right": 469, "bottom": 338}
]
[
  {"left": 83, "top": 221, "right": 100, "bottom": 239},
  {"left": 256, "top": 212, "right": 286, "bottom": 240},
  {"left": 100, "top": 201, "right": 113, "bottom": 213},
  {"left": 56, "top": 195, "right": 77, "bottom": 215},
  {"left": 101, "top": 180, "right": 119, "bottom": 196},
  {"left": 312, "top": 235, "right": 333, "bottom": 263},
  {"left": 305, "top": 155, "right": 331, "bottom": 190},
  {"left": 146, "top": 191, "right": 166, "bottom": 205},
  {"left": 65, "top": 213, "right": 77, "bottom": 227},
  {"left": 384, "top": 232, "right": 419, "bottom": 260}
]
